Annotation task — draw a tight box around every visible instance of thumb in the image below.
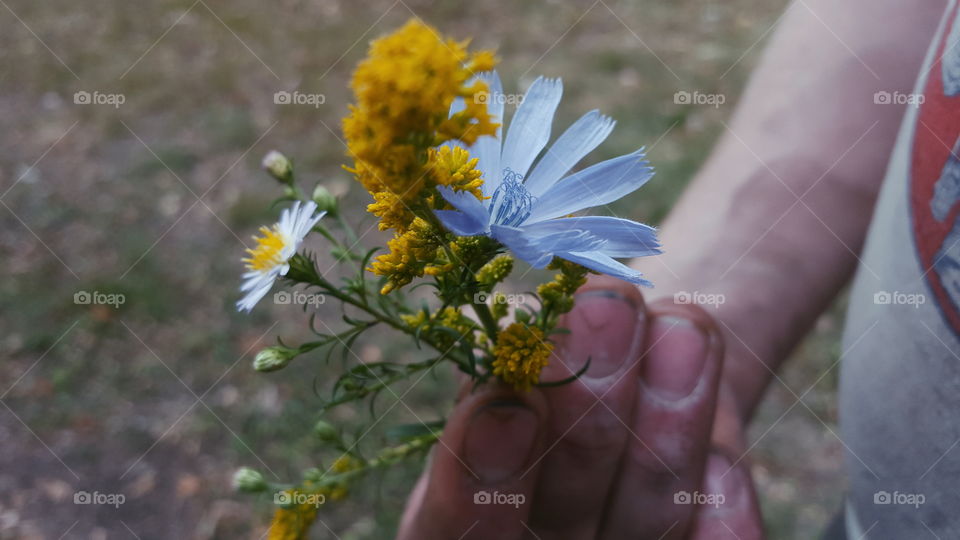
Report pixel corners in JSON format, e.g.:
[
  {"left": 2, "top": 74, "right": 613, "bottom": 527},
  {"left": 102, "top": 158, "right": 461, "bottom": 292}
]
[{"left": 398, "top": 383, "right": 548, "bottom": 540}]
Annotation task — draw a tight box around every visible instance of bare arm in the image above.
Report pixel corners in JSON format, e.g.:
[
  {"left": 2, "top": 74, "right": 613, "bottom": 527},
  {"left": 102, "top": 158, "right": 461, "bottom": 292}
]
[{"left": 640, "top": 0, "right": 948, "bottom": 420}]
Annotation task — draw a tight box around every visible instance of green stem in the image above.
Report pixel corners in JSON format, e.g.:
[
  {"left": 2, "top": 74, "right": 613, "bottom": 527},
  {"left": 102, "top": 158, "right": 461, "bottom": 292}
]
[
  {"left": 336, "top": 213, "right": 360, "bottom": 248},
  {"left": 327, "top": 430, "right": 442, "bottom": 485},
  {"left": 473, "top": 301, "right": 500, "bottom": 344},
  {"left": 312, "top": 224, "right": 361, "bottom": 270},
  {"left": 303, "top": 272, "right": 470, "bottom": 367}
]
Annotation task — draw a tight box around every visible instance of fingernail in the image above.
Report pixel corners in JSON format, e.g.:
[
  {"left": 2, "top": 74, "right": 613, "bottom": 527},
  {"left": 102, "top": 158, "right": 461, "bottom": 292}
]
[
  {"left": 643, "top": 315, "right": 708, "bottom": 399},
  {"left": 463, "top": 401, "right": 538, "bottom": 484},
  {"left": 703, "top": 453, "right": 742, "bottom": 502},
  {"left": 562, "top": 290, "right": 642, "bottom": 379}
]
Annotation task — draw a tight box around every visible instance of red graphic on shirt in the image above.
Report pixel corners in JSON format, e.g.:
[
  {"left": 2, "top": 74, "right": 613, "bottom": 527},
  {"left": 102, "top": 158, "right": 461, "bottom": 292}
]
[{"left": 910, "top": 3, "right": 960, "bottom": 336}]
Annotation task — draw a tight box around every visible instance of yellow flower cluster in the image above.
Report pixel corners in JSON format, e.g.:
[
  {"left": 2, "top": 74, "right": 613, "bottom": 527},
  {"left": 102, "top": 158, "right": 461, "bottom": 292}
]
[
  {"left": 267, "top": 491, "right": 318, "bottom": 540},
  {"left": 449, "top": 235, "right": 497, "bottom": 271},
  {"left": 426, "top": 145, "right": 485, "bottom": 202},
  {"left": 370, "top": 217, "right": 443, "bottom": 294},
  {"left": 343, "top": 19, "right": 496, "bottom": 232},
  {"left": 476, "top": 255, "right": 514, "bottom": 289},
  {"left": 537, "top": 258, "right": 590, "bottom": 318},
  {"left": 366, "top": 146, "right": 484, "bottom": 232},
  {"left": 492, "top": 323, "right": 553, "bottom": 391},
  {"left": 344, "top": 19, "right": 498, "bottom": 294},
  {"left": 266, "top": 455, "right": 365, "bottom": 539}
]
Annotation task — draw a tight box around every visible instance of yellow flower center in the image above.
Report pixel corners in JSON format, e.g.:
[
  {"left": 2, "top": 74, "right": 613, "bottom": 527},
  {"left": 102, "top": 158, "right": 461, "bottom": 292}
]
[{"left": 244, "top": 225, "right": 289, "bottom": 272}]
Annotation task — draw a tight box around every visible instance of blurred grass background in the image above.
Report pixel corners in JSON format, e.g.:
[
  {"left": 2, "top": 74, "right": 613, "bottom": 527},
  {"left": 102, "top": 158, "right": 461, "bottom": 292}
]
[{"left": 0, "top": 0, "right": 846, "bottom": 537}]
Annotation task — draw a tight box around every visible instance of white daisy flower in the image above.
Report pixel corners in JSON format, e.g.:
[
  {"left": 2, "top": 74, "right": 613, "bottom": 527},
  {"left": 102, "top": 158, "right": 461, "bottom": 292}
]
[{"left": 237, "top": 201, "right": 326, "bottom": 312}]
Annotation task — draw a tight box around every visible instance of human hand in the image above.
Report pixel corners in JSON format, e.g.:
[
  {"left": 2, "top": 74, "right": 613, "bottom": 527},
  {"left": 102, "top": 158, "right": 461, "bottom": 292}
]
[{"left": 398, "top": 276, "right": 764, "bottom": 539}]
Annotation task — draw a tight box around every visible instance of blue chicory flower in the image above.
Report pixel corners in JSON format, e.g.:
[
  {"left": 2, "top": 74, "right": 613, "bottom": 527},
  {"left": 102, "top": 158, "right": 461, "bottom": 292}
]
[{"left": 434, "top": 71, "right": 661, "bottom": 286}]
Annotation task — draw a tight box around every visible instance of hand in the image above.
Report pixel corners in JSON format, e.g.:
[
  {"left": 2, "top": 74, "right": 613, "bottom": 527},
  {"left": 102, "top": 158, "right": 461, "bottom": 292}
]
[{"left": 398, "top": 276, "right": 764, "bottom": 539}]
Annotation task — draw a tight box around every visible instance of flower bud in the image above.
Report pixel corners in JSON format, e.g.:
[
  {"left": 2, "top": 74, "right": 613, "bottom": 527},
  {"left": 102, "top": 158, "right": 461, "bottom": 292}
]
[
  {"left": 253, "top": 345, "right": 298, "bottom": 372},
  {"left": 491, "top": 292, "right": 508, "bottom": 319},
  {"left": 262, "top": 150, "right": 293, "bottom": 185},
  {"left": 232, "top": 467, "right": 268, "bottom": 493},
  {"left": 311, "top": 185, "right": 339, "bottom": 216},
  {"left": 313, "top": 420, "right": 339, "bottom": 443},
  {"left": 476, "top": 255, "right": 514, "bottom": 289}
]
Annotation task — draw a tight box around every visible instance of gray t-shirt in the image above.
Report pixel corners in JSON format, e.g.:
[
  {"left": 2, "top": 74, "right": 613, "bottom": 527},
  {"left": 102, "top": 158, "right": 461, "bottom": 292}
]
[{"left": 842, "top": 1, "right": 960, "bottom": 536}]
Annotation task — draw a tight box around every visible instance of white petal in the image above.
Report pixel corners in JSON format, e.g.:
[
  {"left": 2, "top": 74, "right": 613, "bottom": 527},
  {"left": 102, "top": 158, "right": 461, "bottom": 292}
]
[{"left": 237, "top": 274, "right": 276, "bottom": 312}]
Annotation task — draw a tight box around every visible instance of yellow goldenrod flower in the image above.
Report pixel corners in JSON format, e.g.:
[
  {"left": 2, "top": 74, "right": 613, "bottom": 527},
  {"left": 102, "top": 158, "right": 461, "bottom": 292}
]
[
  {"left": 400, "top": 310, "right": 428, "bottom": 329},
  {"left": 492, "top": 323, "right": 553, "bottom": 391},
  {"left": 328, "top": 486, "right": 349, "bottom": 501},
  {"left": 427, "top": 145, "right": 485, "bottom": 199},
  {"left": 537, "top": 258, "right": 589, "bottom": 317},
  {"left": 268, "top": 493, "right": 318, "bottom": 540},
  {"left": 366, "top": 190, "right": 416, "bottom": 232},
  {"left": 331, "top": 455, "right": 362, "bottom": 473},
  {"left": 343, "top": 18, "right": 496, "bottom": 219},
  {"left": 476, "top": 255, "right": 514, "bottom": 289},
  {"left": 370, "top": 217, "right": 442, "bottom": 294},
  {"left": 343, "top": 19, "right": 498, "bottom": 294}
]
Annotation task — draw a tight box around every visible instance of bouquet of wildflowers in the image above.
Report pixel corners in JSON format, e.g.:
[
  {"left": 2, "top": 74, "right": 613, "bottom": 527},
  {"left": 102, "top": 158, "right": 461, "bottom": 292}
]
[{"left": 231, "top": 19, "right": 661, "bottom": 538}]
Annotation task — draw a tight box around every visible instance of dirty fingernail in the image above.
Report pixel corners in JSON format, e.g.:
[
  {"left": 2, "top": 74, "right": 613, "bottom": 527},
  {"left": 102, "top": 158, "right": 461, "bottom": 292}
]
[
  {"left": 643, "top": 315, "right": 708, "bottom": 399},
  {"left": 703, "top": 452, "right": 744, "bottom": 503},
  {"left": 463, "top": 401, "right": 538, "bottom": 484},
  {"left": 562, "top": 290, "right": 642, "bottom": 379}
]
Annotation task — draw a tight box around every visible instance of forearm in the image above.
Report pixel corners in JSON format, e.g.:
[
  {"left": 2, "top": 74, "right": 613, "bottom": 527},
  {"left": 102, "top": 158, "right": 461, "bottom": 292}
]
[{"left": 640, "top": 0, "right": 946, "bottom": 420}]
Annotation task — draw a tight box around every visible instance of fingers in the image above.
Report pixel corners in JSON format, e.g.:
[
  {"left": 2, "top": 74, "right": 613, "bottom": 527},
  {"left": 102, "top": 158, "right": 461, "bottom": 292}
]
[
  {"left": 689, "top": 453, "right": 764, "bottom": 540},
  {"left": 397, "top": 384, "right": 548, "bottom": 540},
  {"left": 528, "top": 276, "right": 647, "bottom": 539},
  {"left": 601, "top": 300, "right": 725, "bottom": 539}
]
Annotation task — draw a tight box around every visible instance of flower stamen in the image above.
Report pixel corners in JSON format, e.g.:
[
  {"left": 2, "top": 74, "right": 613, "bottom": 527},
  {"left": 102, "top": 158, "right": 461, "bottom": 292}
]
[{"left": 489, "top": 169, "right": 535, "bottom": 227}]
